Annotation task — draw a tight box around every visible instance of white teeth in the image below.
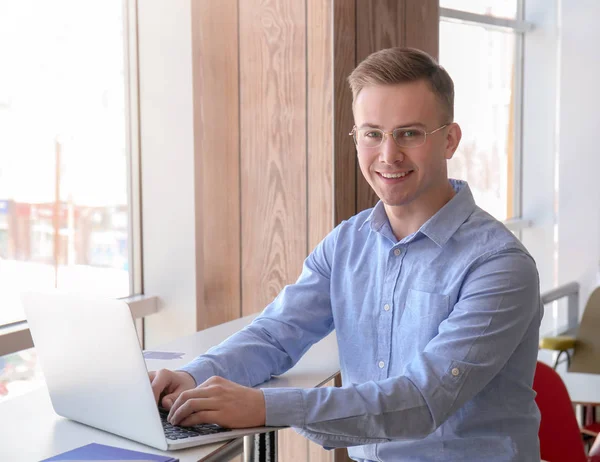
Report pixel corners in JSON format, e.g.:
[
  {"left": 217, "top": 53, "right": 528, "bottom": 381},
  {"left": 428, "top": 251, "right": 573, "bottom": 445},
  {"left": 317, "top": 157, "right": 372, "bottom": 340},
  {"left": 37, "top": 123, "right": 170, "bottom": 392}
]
[{"left": 380, "top": 171, "right": 410, "bottom": 179}]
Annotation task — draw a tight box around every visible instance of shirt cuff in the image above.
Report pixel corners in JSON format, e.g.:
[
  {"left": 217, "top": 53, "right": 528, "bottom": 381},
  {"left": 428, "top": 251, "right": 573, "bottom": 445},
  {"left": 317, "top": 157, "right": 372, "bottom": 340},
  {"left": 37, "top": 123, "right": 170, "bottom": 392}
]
[
  {"left": 177, "top": 360, "right": 216, "bottom": 387},
  {"left": 262, "top": 387, "right": 306, "bottom": 427}
]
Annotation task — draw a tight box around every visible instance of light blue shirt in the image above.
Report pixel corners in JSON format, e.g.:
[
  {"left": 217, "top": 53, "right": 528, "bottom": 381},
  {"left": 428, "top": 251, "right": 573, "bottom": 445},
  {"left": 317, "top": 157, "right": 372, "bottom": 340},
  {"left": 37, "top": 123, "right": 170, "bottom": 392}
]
[{"left": 180, "top": 180, "right": 543, "bottom": 462}]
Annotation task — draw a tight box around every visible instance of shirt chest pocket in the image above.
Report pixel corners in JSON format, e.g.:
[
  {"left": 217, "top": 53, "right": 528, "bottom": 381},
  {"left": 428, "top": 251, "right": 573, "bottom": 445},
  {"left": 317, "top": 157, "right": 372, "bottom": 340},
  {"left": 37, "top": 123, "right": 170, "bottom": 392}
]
[{"left": 398, "top": 289, "right": 450, "bottom": 350}]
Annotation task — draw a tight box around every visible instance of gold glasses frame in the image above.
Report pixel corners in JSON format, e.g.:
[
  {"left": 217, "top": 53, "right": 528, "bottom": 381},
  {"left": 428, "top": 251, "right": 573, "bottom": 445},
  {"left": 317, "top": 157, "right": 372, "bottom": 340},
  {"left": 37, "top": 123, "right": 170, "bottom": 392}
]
[{"left": 349, "top": 123, "right": 450, "bottom": 149}]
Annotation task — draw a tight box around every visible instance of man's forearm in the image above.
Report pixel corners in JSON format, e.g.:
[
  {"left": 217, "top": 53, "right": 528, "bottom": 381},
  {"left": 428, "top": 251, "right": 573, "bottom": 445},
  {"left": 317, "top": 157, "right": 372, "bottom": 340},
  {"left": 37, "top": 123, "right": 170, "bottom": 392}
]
[{"left": 262, "top": 376, "right": 435, "bottom": 444}]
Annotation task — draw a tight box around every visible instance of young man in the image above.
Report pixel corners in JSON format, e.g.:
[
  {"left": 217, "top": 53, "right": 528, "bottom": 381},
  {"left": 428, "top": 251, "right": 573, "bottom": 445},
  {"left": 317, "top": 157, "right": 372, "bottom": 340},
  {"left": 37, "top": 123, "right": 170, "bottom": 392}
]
[{"left": 150, "top": 48, "right": 542, "bottom": 461}]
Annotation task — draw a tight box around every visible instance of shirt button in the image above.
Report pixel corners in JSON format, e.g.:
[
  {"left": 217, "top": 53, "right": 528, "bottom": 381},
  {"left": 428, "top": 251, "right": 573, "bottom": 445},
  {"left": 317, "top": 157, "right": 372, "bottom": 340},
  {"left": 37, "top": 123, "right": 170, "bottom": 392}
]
[
  {"left": 394, "top": 248, "right": 401, "bottom": 256},
  {"left": 451, "top": 368, "right": 460, "bottom": 377},
  {"left": 378, "top": 361, "right": 385, "bottom": 369},
  {"left": 383, "top": 304, "right": 390, "bottom": 311}
]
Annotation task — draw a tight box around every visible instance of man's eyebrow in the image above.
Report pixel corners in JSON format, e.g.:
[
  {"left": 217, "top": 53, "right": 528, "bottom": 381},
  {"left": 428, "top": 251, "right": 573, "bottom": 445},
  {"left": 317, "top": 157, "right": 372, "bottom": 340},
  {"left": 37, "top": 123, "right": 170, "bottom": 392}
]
[{"left": 357, "top": 122, "right": 427, "bottom": 130}]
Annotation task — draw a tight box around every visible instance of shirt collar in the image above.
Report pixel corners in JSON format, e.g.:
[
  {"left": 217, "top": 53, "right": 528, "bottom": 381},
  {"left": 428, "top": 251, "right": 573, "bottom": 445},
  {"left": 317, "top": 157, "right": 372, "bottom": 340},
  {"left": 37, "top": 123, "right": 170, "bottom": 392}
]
[
  {"left": 419, "top": 179, "right": 476, "bottom": 247},
  {"left": 358, "top": 179, "right": 477, "bottom": 247},
  {"left": 358, "top": 201, "right": 388, "bottom": 233}
]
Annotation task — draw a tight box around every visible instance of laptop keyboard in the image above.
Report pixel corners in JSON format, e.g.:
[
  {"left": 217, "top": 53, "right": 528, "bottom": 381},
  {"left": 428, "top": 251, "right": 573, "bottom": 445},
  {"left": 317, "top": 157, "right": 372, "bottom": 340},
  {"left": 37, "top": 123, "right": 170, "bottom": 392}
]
[{"left": 159, "top": 408, "right": 232, "bottom": 440}]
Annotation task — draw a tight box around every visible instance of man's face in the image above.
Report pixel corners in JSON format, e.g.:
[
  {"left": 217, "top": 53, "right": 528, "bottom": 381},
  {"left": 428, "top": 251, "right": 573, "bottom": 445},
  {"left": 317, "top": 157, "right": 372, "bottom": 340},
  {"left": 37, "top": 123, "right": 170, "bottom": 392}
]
[{"left": 353, "top": 80, "right": 459, "bottom": 211}]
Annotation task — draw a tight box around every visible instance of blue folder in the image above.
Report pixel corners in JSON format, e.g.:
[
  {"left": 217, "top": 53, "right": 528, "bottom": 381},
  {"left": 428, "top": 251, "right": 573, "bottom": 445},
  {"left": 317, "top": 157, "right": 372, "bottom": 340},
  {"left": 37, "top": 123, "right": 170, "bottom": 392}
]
[{"left": 41, "top": 443, "right": 178, "bottom": 461}]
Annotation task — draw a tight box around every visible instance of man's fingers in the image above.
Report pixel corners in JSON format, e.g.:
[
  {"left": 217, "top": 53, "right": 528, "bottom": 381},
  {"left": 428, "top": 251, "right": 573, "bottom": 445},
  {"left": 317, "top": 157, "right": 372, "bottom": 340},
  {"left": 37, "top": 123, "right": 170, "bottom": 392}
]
[
  {"left": 179, "top": 410, "right": 222, "bottom": 428},
  {"left": 148, "top": 371, "right": 156, "bottom": 381},
  {"left": 161, "top": 391, "right": 180, "bottom": 410},
  {"left": 170, "top": 396, "right": 216, "bottom": 426},
  {"left": 168, "top": 388, "right": 211, "bottom": 421},
  {"left": 163, "top": 379, "right": 265, "bottom": 429},
  {"left": 150, "top": 370, "right": 170, "bottom": 405}
]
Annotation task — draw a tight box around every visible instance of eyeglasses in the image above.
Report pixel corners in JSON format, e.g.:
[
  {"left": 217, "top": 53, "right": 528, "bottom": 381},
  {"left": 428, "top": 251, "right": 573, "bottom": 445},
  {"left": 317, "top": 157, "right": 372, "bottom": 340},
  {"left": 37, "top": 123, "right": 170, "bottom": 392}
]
[{"left": 349, "top": 123, "right": 449, "bottom": 149}]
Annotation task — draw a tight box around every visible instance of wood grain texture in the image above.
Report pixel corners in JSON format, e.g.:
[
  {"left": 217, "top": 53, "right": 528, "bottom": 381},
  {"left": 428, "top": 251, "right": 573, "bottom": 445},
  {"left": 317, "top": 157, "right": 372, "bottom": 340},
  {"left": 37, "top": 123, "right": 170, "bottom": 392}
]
[
  {"left": 355, "top": 0, "right": 405, "bottom": 213},
  {"left": 333, "top": 0, "right": 357, "bottom": 225},
  {"left": 308, "top": 0, "right": 334, "bottom": 251},
  {"left": 277, "top": 427, "right": 308, "bottom": 462},
  {"left": 240, "top": 0, "right": 307, "bottom": 315},
  {"left": 404, "top": 0, "right": 439, "bottom": 58},
  {"left": 356, "top": 0, "right": 404, "bottom": 63},
  {"left": 309, "top": 439, "right": 333, "bottom": 462},
  {"left": 191, "top": 0, "right": 241, "bottom": 331},
  {"left": 238, "top": 0, "right": 308, "bottom": 458},
  {"left": 334, "top": 446, "right": 354, "bottom": 462},
  {"left": 306, "top": 1, "right": 337, "bottom": 451}
]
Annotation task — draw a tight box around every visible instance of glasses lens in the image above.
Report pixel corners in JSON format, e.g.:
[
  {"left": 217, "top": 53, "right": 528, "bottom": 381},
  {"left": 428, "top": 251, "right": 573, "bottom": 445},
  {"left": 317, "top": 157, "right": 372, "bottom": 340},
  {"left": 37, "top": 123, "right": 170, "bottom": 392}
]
[
  {"left": 393, "top": 128, "right": 426, "bottom": 147},
  {"left": 357, "top": 129, "right": 384, "bottom": 148},
  {"left": 355, "top": 128, "right": 427, "bottom": 148}
]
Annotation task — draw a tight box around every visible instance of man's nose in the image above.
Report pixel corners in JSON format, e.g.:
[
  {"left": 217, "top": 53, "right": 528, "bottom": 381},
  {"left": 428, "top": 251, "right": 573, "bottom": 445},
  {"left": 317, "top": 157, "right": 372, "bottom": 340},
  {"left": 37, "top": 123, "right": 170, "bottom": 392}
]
[{"left": 379, "top": 134, "right": 405, "bottom": 163}]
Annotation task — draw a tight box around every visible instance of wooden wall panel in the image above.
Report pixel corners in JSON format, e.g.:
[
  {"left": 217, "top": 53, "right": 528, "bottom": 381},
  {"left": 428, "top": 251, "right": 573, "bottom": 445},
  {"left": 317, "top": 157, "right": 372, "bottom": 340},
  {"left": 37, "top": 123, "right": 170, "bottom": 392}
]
[
  {"left": 191, "top": 0, "right": 240, "bottom": 331},
  {"left": 239, "top": 0, "right": 308, "bottom": 459},
  {"left": 279, "top": 426, "right": 308, "bottom": 462},
  {"left": 356, "top": 0, "right": 405, "bottom": 63},
  {"left": 308, "top": 0, "right": 334, "bottom": 251},
  {"left": 333, "top": 0, "right": 357, "bottom": 225},
  {"left": 404, "top": 0, "right": 439, "bottom": 58},
  {"left": 308, "top": 0, "right": 334, "bottom": 457},
  {"left": 309, "top": 439, "right": 333, "bottom": 462},
  {"left": 239, "top": 0, "right": 308, "bottom": 315},
  {"left": 331, "top": 6, "right": 356, "bottom": 462}
]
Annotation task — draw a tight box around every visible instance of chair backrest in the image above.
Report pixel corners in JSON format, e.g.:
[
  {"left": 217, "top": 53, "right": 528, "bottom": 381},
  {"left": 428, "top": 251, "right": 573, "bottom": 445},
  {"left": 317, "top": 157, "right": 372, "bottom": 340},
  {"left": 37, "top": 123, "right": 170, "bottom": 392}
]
[
  {"left": 533, "top": 361, "right": 587, "bottom": 462},
  {"left": 570, "top": 287, "right": 600, "bottom": 374}
]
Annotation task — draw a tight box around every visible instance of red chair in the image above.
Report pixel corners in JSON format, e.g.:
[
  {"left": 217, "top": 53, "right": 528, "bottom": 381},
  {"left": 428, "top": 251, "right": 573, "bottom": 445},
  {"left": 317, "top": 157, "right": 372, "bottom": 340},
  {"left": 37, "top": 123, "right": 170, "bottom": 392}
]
[{"left": 533, "top": 361, "right": 600, "bottom": 461}]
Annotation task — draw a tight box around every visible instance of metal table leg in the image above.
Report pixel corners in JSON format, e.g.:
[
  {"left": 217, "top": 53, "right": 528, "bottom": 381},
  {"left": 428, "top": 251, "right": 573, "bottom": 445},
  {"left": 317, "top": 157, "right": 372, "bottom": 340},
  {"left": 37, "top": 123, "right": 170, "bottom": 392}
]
[{"left": 244, "top": 431, "right": 278, "bottom": 462}]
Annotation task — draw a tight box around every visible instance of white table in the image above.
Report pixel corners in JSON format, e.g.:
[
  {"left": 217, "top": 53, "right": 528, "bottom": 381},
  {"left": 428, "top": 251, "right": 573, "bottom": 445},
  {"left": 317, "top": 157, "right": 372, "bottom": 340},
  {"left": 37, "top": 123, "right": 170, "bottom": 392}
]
[
  {"left": 539, "top": 350, "right": 600, "bottom": 405},
  {"left": 0, "top": 315, "right": 340, "bottom": 462},
  {"left": 560, "top": 371, "right": 600, "bottom": 406},
  {"left": 559, "top": 369, "right": 600, "bottom": 432}
]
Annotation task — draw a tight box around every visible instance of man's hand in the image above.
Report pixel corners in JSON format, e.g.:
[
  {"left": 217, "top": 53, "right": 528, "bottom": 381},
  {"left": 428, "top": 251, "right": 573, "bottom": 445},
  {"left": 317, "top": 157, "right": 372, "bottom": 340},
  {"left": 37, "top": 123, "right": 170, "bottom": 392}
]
[
  {"left": 167, "top": 376, "right": 266, "bottom": 428},
  {"left": 149, "top": 369, "right": 196, "bottom": 409}
]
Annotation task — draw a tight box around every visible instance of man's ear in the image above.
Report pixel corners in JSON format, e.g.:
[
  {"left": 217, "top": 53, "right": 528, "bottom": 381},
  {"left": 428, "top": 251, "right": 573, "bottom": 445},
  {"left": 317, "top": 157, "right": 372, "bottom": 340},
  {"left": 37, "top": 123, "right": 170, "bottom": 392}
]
[{"left": 445, "top": 123, "right": 462, "bottom": 160}]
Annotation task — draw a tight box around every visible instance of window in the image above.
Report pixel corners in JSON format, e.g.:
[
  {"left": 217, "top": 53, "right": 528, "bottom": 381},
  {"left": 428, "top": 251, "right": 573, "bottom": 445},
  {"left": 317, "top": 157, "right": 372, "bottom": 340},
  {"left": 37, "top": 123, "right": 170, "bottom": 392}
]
[
  {"left": 0, "top": 0, "right": 140, "bottom": 401},
  {"left": 440, "top": 0, "right": 518, "bottom": 19},
  {"left": 0, "top": 349, "right": 43, "bottom": 402},
  {"left": 441, "top": 2, "right": 571, "bottom": 338},
  {"left": 439, "top": 1, "right": 531, "bottom": 223}
]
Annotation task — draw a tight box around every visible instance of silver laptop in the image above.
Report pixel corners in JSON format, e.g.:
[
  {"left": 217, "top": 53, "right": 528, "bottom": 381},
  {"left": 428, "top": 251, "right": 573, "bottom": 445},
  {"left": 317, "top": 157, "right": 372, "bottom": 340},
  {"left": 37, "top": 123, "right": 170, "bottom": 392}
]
[{"left": 22, "top": 290, "right": 277, "bottom": 451}]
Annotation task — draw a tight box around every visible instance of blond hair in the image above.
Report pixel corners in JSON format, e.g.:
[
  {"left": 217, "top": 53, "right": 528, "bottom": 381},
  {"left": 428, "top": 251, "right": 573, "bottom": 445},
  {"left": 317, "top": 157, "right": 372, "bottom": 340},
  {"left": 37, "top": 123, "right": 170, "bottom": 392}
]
[{"left": 348, "top": 47, "right": 454, "bottom": 121}]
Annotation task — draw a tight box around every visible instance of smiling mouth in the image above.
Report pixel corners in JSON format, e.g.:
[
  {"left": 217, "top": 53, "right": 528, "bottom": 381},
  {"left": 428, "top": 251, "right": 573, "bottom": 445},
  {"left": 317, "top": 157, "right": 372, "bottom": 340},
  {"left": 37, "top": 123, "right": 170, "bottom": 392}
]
[{"left": 378, "top": 170, "right": 413, "bottom": 179}]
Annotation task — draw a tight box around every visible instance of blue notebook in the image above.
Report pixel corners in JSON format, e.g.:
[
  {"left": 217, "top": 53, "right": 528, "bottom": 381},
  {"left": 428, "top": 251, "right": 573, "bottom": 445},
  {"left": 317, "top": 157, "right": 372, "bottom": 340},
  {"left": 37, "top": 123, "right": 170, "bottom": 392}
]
[{"left": 41, "top": 443, "right": 178, "bottom": 461}]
